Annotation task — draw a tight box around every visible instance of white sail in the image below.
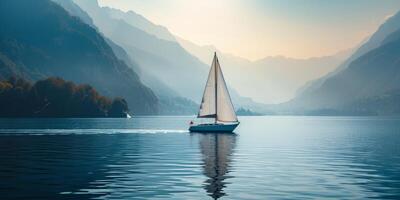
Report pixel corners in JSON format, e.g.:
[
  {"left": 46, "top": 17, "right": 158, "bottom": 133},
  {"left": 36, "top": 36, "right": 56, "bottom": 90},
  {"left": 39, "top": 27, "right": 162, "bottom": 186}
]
[
  {"left": 215, "top": 56, "right": 238, "bottom": 122},
  {"left": 198, "top": 55, "right": 217, "bottom": 118},
  {"left": 198, "top": 53, "right": 238, "bottom": 122}
]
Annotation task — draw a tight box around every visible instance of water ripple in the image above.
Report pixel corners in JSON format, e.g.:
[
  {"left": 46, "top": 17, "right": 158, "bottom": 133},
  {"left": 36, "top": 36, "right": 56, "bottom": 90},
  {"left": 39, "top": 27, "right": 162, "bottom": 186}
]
[{"left": 0, "top": 116, "right": 400, "bottom": 199}]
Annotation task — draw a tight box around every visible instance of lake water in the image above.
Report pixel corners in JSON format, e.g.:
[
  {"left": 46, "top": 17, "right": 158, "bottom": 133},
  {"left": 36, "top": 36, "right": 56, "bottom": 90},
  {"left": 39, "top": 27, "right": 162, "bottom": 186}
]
[{"left": 0, "top": 116, "right": 399, "bottom": 199}]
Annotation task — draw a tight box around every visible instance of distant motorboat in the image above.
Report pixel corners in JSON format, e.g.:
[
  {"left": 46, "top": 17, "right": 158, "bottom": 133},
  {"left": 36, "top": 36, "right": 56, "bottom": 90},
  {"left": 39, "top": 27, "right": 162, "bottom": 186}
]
[{"left": 189, "top": 53, "right": 239, "bottom": 133}]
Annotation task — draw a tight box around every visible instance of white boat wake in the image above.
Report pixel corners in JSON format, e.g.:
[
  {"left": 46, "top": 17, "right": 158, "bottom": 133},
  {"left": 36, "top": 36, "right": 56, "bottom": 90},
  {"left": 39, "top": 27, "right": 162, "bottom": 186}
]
[{"left": 0, "top": 129, "right": 189, "bottom": 136}]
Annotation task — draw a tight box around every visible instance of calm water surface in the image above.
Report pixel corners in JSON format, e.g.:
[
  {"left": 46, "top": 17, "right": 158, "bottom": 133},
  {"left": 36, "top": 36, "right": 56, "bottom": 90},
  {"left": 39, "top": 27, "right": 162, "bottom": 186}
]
[{"left": 0, "top": 116, "right": 399, "bottom": 199}]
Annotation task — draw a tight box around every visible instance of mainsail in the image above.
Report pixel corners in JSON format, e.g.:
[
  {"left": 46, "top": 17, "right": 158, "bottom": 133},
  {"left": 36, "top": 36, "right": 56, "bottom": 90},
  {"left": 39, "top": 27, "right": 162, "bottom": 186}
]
[{"left": 198, "top": 53, "right": 238, "bottom": 122}]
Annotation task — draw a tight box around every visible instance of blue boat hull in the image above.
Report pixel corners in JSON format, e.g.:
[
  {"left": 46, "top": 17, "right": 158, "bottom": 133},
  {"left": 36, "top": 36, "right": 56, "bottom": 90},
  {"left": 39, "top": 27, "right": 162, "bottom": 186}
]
[{"left": 189, "top": 123, "right": 239, "bottom": 133}]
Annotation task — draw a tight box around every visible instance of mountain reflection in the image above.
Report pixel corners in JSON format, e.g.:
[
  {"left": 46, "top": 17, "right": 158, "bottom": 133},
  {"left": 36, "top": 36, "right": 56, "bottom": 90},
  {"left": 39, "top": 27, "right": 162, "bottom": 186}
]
[{"left": 196, "top": 133, "right": 236, "bottom": 199}]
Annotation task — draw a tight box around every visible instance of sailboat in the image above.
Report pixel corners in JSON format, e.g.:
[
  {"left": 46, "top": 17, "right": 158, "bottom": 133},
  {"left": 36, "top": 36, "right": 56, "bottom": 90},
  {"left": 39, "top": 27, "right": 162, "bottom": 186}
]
[{"left": 189, "top": 53, "right": 239, "bottom": 133}]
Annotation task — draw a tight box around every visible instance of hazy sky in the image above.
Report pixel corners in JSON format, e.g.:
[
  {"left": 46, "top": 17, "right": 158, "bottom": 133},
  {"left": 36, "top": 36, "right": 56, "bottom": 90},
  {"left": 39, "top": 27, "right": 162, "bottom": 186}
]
[{"left": 98, "top": 0, "right": 400, "bottom": 60}]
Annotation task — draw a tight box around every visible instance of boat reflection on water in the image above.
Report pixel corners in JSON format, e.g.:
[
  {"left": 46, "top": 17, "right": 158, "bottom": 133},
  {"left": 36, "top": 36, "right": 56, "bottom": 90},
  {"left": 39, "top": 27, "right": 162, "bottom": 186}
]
[{"left": 195, "top": 133, "right": 237, "bottom": 199}]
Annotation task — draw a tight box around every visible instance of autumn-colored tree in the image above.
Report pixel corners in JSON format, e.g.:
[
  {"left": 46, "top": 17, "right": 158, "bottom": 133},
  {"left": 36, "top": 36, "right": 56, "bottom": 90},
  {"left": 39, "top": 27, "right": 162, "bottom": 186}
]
[{"left": 0, "top": 77, "right": 129, "bottom": 117}]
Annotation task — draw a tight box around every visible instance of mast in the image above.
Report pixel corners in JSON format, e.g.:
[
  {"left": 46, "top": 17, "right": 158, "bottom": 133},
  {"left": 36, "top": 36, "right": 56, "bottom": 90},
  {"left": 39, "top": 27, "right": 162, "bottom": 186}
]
[{"left": 214, "top": 52, "right": 218, "bottom": 124}]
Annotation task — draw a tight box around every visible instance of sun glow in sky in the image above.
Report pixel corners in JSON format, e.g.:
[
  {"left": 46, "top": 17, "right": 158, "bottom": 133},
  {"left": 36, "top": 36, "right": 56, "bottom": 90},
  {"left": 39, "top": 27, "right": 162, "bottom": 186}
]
[{"left": 98, "top": 0, "right": 400, "bottom": 60}]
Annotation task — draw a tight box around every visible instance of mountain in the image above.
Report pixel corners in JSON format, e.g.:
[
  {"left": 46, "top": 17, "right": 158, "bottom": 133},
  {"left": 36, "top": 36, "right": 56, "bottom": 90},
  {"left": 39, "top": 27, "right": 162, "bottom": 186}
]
[
  {"left": 0, "top": 0, "right": 158, "bottom": 114},
  {"left": 343, "top": 89, "right": 400, "bottom": 115},
  {"left": 102, "top": 7, "right": 176, "bottom": 42},
  {"left": 72, "top": 0, "right": 267, "bottom": 114},
  {"left": 283, "top": 19, "right": 400, "bottom": 115},
  {"left": 56, "top": 0, "right": 202, "bottom": 115},
  {"left": 350, "top": 11, "right": 400, "bottom": 65},
  {"left": 176, "top": 36, "right": 223, "bottom": 65},
  {"left": 73, "top": 0, "right": 208, "bottom": 102},
  {"left": 52, "top": 0, "right": 95, "bottom": 27},
  {"left": 294, "top": 11, "right": 400, "bottom": 104},
  {"left": 52, "top": 0, "right": 198, "bottom": 114},
  {"left": 58, "top": 0, "right": 176, "bottom": 98},
  {"left": 177, "top": 37, "right": 350, "bottom": 104}
]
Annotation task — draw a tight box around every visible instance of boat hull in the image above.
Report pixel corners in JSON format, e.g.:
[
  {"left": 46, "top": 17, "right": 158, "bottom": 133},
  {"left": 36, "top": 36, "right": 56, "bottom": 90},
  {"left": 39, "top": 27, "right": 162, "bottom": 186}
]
[{"left": 189, "top": 123, "right": 239, "bottom": 133}]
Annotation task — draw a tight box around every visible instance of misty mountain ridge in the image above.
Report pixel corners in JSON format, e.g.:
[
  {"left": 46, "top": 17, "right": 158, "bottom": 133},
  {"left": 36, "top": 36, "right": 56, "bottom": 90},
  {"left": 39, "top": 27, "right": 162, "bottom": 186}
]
[
  {"left": 73, "top": 0, "right": 266, "bottom": 113},
  {"left": 52, "top": 0, "right": 198, "bottom": 114},
  {"left": 294, "top": 10, "right": 400, "bottom": 103},
  {"left": 178, "top": 36, "right": 351, "bottom": 104},
  {"left": 102, "top": 6, "right": 176, "bottom": 42},
  {"left": 282, "top": 12, "right": 400, "bottom": 115},
  {"left": 73, "top": 0, "right": 207, "bottom": 101},
  {"left": 0, "top": 0, "right": 158, "bottom": 114}
]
